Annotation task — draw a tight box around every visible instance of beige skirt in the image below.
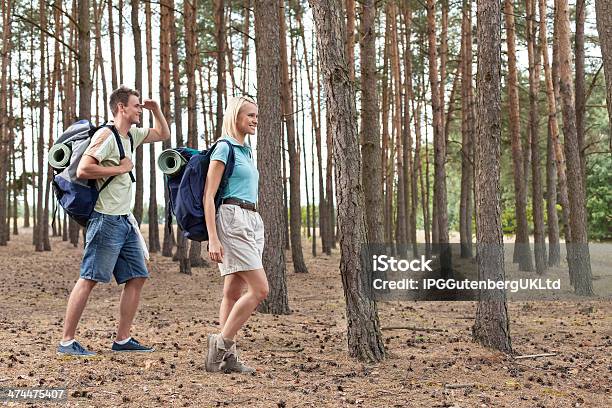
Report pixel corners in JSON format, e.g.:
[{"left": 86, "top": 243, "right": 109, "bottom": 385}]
[{"left": 215, "top": 204, "right": 265, "bottom": 276}]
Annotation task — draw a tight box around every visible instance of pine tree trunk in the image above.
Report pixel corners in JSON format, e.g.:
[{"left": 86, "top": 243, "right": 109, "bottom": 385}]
[
  {"left": 539, "top": 0, "right": 561, "bottom": 266},
  {"left": 214, "top": 0, "right": 226, "bottom": 140},
  {"left": 526, "top": 0, "right": 547, "bottom": 274},
  {"left": 160, "top": 0, "right": 174, "bottom": 257},
  {"left": 389, "top": 2, "right": 406, "bottom": 250},
  {"left": 401, "top": 4, "right": 417, "bottom": 252},
  {"left": 145, "top": 0, "right": 160, "bottom": 253},
  {"left": 472, "top": 0, "right": 513, "bottom": 354},
  {"left": 310, "top": 0, "right": 385, "bottom": 362},
  {"left": 107, "top": 0, "right": 117, "bottom": 89},
  {"left": 16, "top": 31, "right": 29, "bottom": 229},
  {"left": 0, "top": 0, "right": 12, "bottom": 245},
  {"left": 254, "top": 0, "right": 290, "bottom": 315},
  {"left": 279, "top": 0, "right": 307, "bottom": 272},
  {"left": 575, "top": 0, "right": 586, "bottom": 181},
  {"left": 427, "top": 0, "right": 451, "bottom": 273},
  {"left": 35, "top": 0, "right": 47, "bottom": 252},
  {"left": 595, "top": 0, "right": 612, "bottom": 139},
  {"left": 460, "top": 0, "right": 474, "bottom": 258},
  {"left": 129, "top": 0, "right": 143, "bottom": 225},
  {"left": 505, "top": 0, "right": 533, "bottom": 270},
  {"left": 381, "top": 22, "right": 393, "bottom": 244},
  {"left": 555, "top": 0, "right": 593, "bottom": 296},
  {"left": 359, "top": 0, "right": 383, "bottom": 245}
]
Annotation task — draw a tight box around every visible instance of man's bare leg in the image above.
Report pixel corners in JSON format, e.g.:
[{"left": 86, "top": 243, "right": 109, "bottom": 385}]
[{"left": 62, "top": 278, "right": 97, "bottom": 342}]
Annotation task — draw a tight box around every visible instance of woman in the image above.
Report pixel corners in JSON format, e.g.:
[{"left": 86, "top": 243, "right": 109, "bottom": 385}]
[{"left": 204, "top": 95, "right": 268, "bottom": 374}]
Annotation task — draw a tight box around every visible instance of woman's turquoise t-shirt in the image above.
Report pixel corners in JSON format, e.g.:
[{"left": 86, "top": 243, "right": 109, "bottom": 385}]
[{"left": 210, "top": 135, "right": 259, "bottom": 203}]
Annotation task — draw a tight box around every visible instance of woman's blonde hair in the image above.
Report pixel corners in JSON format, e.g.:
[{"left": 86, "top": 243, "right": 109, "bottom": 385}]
[{"left": 221, "top": 95, "right": 257, "bottom": 139}]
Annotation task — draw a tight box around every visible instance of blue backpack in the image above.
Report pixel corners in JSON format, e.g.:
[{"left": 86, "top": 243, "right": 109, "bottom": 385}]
[
  {"left": 167, "top": 139, "right": 235, "bottom": 241},
  {"left": 51, "top": 120, "right": 134, "bottom": 226}
]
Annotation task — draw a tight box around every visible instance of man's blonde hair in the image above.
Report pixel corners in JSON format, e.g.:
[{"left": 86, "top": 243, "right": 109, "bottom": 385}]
[{"left": 222, "top": 95, "right": 257, "bottom": 139}]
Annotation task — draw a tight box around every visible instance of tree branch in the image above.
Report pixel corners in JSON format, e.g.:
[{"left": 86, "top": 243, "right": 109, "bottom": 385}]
[{"left": 13, "top": 14, "right": 79, "bottom": 57}]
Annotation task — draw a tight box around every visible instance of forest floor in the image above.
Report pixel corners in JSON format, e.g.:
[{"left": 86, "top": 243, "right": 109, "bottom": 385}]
[{"left": 0, "top": 227, "right": 610, "bottom": 407}]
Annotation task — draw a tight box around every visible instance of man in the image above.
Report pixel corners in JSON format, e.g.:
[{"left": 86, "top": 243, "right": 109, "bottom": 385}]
[{"left": 57, "top": 86, "right": 170, "bottom": 356}]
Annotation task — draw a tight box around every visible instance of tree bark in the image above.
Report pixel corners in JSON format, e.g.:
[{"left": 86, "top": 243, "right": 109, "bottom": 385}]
[
  {"left": 539, "top": 0, "right": 561, "bottom": 266},
  {"left": 107, "top": 0, "right": 117, "bottom": 89},
  {"left": 595, "top": 0, "right": 612, "bottom": 141},
  {"left": 575, "top": 0, "right": 586, "bottom": 181},
  {"left": 254, "top": 0, "right": 290, "bottom": 315},
  {"left": 389, "top": 2, "right": 407, "bottom": 249},
  {"left": 472, "top": 0, "right": 513, "bottom": 354},
  {"left": 0, "top": 0, "right": 12, "bottom": 245},
  {"left": 555, "top": 0, "right": 593, "bottom": 295},
  {"left": 310, "top": 0, "right": 385, "bottom": 362},
  {"left": 214, "top": 0, "right": 226, "bottom": 140},
  {"left": 460, "top": 0, "right": 474, "bottom": 258},
  {"left": 359, "top": 0, "right": 383, "bottom": 245},
  {"left": 160, "top": 0, "right": 174, "bottom": 257},
  {"left": 132, "top": 0, "right": 144, "bottom": 225},
  {"left": 145, "top": 0, "right": 160, "bottom": 253},
  {"left": 526, "top": 0, "right": 547, "bottom": 274},
  {"left": 279, "top": 0, "right": 308, "bottom": 272},
  {"left": 34, "top": 0, "right": 47, "bottom": 252},
  {"left": 427, "top": 0, "right": 451, "bottom": 274}
]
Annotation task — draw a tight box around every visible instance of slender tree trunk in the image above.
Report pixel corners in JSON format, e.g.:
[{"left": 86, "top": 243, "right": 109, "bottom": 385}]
[
  {"left": 160, "top": 0, "right": 174, "bottom": 257},
  {"left": 17, "top": 30, "right": 29, "bottom": 229},
  {"left": 145, "top": 0, "right": 160, "bottom": 253},
  {"left": 254, "top": 0, "right": 290, "bottom": 315},
  {"left": 575, "top": 0, "right": 586, "bottom": 181},
  {"left": 555, "top": 0, "right": 593, "bottom": 295},
  {"left": 595, "top": 0, "right": 612, "bottom": 140},
  {"left": 214, "top": 0, "right": 226, "bottom": 140},
  {"left": 539, "top": 0, "right": 561, "bottom": 266},
  {"left": 460, "top": 0, "right": 474, "bottom": 258},
  {"left": 118, "top": 0, "right": 124, "bottom": 84},
  {"left": 132, "top": 0, "right": 144, "bottom": 225},
  {"left": 107, "top": 0, "right": 117, "bottom": 89},
  {"left": 381, "top": 22, "right": 393, "bottom": 244},
  {"left": 472, "top": 0, "right": 513, "bottom": 354},
  {"left": 388, "top": 2, "right": 406, "bottom": 250},
  {"left": 427, "top": 0, "right": 451, "bottom": 274},
  {"left": 0, "top": 0, "right": 12, "bottom": 245},
  {"left": 34, "top": 0, "right": 47, "bottom": 252},
  {"left": 400, "top": 4, "right": 417, "bottom": 252},
  {"left": 279, "top": 0, "right": 308, "bottom": 272},
  {"left": 360, "top": 0, "right": 383, "bottom": 245},
  {"left": 526, "top": 0, "right": 547, "bottom": 274}
]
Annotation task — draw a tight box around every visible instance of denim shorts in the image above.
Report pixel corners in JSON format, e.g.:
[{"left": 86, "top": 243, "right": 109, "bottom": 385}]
[{"left": 79, "top": 212, "right": 149, "bottom": 284}]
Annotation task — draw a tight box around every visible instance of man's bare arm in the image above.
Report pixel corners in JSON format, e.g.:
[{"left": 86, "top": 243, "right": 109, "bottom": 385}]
[
  {"left": 142, "top": 99, "right": 171, "bottom": 143},
  {"left": 76, "top": 154, "right": 134, "bottom": 179}
]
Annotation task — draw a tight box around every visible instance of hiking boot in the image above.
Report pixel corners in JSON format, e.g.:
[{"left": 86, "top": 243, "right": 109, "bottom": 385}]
[
  {"left": 206, "top": 333, "right": 226, "bottom": 372},
  {"left": 206, "top": 334, "right": 255, "bottom": 374},
  {"left": 111, "top": 337, "right": 155, "bottom": 352},
  {"left": 57, "top": 340, "right": 96, "bottom": 357},
  {"left": 219, "top": 347, "right": 256, "bottom": 374}
]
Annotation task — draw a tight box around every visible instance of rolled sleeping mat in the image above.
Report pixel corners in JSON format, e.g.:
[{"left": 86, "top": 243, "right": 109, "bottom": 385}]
[
  {"left": 158, "top": 149, "right": 187, "bottom": 176},
  {"left": 48, "top": 143, "right": 72, "bottom": 170}
]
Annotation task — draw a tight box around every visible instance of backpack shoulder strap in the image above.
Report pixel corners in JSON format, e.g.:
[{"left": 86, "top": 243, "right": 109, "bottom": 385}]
[
  {"left": 216, "top": 139, "right": 236, "bottom": 178},
  {"left": 107, "top": 125, "right": 136, "bottom": 183}
]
